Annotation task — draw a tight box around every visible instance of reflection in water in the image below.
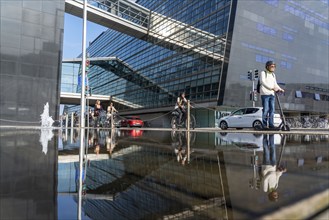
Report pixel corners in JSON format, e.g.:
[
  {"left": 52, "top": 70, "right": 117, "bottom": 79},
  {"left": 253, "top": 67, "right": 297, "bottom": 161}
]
[
  {"left": 68, "top": 129, "right": 229, "bottom": 219},
  {"left": 171, "top": 130, "right": 194, "bottom": 165},
  {"left": 52, "top": 129, "right": 329, "bottom": 219},
  {"left": 216, "top": 132, "right": 282, "bottom": 149},
  {"left": 39, "top": 128, "right": 54, "bottom": 154},
  {"left": 0, "top": 130, "right": 57, "bottom": 219},
  {"left": 106, "top": 129, "right": 117, "bottom": 156},
  {"left": 118, "top": 129, "right": 144, "bottom": 138},
  {"left": 261, "top": 134, "right": 287, "bottom": 202}
]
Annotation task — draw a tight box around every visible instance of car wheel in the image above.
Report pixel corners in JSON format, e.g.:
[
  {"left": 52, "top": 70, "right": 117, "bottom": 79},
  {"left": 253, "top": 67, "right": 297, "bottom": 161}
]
[
  {"left": 253, "top": 120, "right": 262, "bottom": 129},
  {"left": 220, "top": 121, "right": 228, "bottom": 130}
]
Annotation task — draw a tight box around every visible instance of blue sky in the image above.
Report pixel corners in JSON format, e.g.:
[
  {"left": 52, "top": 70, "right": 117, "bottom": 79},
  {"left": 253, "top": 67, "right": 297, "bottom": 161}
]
[
  {"left": 61, "top": 14, "right": 107, "bottom": 113},
  {"left": 63, "top": 14, "right": 108, "bottom": 59}
]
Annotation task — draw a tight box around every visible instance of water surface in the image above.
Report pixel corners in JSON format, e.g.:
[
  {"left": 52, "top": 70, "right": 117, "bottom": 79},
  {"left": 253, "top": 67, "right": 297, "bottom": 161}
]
[{"left": 0, "top": 128, "right": 328, "bottom": 219}]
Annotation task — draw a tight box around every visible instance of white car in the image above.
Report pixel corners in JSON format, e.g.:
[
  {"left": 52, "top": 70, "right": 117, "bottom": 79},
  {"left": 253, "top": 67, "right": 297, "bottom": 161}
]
[
  {"left": 216, "top": 133, "right": 282, "bottom": 151},
  {"left": 218, "top": 107, "right": 282, "bottom": 130}
]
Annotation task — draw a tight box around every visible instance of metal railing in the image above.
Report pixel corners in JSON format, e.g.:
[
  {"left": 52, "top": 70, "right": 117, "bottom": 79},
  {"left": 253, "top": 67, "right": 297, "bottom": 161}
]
[{"left": 88, "top": 0, "right": 149, "bottom": 27}]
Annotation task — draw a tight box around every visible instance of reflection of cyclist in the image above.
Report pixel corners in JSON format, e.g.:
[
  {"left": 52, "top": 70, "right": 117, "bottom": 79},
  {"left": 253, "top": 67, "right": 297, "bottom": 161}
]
[
  {"left": 173, "top": 131, "right": 188, "bottom": 165},
  {"left": 175, "top": 92, "right": 187, "bottom": 125},
  {"left": 106, "top": 130, "right": 117, "bottom": 156},
  {"left": 175, "top": 147, "right": 187, "bottom": 165}
]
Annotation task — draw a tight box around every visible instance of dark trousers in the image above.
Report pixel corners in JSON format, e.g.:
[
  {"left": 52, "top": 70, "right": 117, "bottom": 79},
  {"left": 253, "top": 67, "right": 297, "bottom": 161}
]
[{"left": 177, "top": 108, "right": 186, "bottom": 124}]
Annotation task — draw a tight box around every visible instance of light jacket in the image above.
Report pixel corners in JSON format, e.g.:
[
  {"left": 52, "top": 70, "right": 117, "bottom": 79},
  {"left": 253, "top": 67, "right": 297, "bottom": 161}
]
[
  {"left": 262, "top": 165, "right": 283, "bottom": 192},
  {"left": 260, "top": 70, "right": 282, "bottom": 96},
  {"left": 175, "top": 97, "right": 187, "bottom": 109}
]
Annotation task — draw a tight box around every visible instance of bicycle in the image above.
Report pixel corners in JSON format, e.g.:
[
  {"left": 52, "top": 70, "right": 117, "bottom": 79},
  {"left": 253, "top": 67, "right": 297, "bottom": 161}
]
[
  {"left": 94, "top": 110, "right": 107, "bottom": 127},
  {"left": 103, "top": 112, "right": 118, "bottom": 128},
  {"left": 171, "top": 110, "right": 196, "bottom": 129}
]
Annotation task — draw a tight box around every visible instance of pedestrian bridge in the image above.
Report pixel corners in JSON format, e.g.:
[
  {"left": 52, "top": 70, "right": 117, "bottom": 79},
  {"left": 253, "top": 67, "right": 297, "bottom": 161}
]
[
  {"left": 60, "top": 92, "right": 110, "bottom": 105},
  {"left": 65, "top": 0, "right": 225, "bottom": 61},
  {"left": 60, "top": 57, "right": 171, "bottom": 108},
  {"left": 60, "top": 91, "right": 142, "bottom": 108}
]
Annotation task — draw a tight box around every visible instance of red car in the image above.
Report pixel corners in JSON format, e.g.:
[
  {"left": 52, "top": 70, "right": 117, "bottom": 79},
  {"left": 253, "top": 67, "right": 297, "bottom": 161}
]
[{"left": 119, "top": 116, "right": 144, "bottom": 127}]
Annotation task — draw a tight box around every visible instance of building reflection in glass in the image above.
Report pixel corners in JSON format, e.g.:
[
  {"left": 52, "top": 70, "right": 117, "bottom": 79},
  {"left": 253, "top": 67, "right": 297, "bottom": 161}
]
[
  {"left": 56, "top": 129, "right": 329, "bottom": 219},
  {"left": 62, "top": 129, "right": 228, "bottom": 219}
]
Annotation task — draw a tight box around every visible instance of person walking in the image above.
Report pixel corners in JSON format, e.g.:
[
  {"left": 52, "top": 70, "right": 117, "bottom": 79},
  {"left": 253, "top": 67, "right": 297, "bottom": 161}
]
[
  {"left": 94, "top": 100, "right": 102, "bottom": 127},
  {"left": 259, "top": 61, "right": 284, "bottom": 128}
]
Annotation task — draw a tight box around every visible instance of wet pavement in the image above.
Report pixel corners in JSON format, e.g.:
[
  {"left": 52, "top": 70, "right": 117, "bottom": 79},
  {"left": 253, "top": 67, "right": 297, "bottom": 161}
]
[{"left": 0, "top": 128, "right": 328, "bottom": 219}]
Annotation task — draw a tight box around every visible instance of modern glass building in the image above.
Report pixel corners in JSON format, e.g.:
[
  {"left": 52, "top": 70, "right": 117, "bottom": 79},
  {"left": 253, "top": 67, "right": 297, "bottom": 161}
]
[
  {"left": 71, "top": 0, "right": 229, "bottom": 112},
  {"left": 2, "top": 0, "right": 326, "bottom": 125},
  {"left": 224, "top": 0, "right": 329, "bottom": 114},
  {"left": 0, "top": 0, "right": 65, "bottom": 126},
  {"left": 67, "top": 0, "right": 328, "bottom": 120}
]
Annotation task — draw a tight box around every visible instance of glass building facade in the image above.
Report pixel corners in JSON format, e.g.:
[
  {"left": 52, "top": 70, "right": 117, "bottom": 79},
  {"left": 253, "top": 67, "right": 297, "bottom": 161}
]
[
  {"left": 70, "top": 0, "right": 231, "bottom": 112},
  {"left": 69, "top": 0, "right": 328, "bottom": 117},
  {"left": 0, "top": 1, "right": 65, "bottom": 126}
]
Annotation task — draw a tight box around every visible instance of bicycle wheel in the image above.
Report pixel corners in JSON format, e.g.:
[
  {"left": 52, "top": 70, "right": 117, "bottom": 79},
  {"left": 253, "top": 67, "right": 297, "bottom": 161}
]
[
  {"left": 171, "top": 116, "right": 178, "bottom": 129},
  {"left": 185, "top": 114, "right": 196, "bottom": 129}
]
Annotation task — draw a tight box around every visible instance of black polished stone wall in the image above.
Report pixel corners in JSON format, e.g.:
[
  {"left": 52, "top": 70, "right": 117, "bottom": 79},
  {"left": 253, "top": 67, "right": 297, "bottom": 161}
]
[
  {"left": 0, "top": 129, "right": 57, "bottom": 219},
  {"left": 0, "top": 1, "right": 65, "bottom": 126}
]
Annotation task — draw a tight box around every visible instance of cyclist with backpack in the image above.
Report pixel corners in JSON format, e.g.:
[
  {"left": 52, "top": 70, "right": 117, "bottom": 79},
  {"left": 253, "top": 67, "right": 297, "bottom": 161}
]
[
  {"left": 259, "top": 61, "right": 284, "bottom": 129},
  {"left": 175, "top": 92, "right": 188, "bottom": 125}
]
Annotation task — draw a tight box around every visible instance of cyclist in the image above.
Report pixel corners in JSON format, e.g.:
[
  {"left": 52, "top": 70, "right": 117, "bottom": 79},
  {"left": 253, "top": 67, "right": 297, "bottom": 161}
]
[
  {"left": 107, "top": 102, "right": 118, "bottom": 120},
  {"left": 175, "top": 92, "right": 187, "bottom": 125},
  {"left": 106, "top": 102, "right": 118, "bottom": 127}
]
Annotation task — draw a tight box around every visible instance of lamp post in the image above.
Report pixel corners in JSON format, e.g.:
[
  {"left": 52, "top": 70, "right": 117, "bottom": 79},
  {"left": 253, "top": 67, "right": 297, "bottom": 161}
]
[{"left": 78, "top": 0, "right": 87, "bottom": 219}]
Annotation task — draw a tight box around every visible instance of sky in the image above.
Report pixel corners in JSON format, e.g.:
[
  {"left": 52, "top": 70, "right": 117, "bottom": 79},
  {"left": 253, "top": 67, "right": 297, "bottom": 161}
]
[
  {"left": 63, "top": 14, "right": 108, "bottom": 59},
  {"left": 63, "top": 0, "right": 138, "bottom": 59},
  {"left": 61, "top": 14, "right": 108, "bottom": 113}
]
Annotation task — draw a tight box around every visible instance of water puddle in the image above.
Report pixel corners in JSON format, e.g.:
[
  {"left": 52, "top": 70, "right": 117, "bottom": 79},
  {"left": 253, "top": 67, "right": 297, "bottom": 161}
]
[{"left": 0, "top": 128, "right": 328, "bottom": 219}]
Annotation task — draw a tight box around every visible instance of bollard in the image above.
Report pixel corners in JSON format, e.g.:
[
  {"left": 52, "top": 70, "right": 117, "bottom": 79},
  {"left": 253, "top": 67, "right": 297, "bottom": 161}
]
[
  {"left": 65, "top": 114, "right": 69, "bottom": 129},
  {"left": 71, "top": 112, "right": 74, "bottom": 129},
  {"left": 111, "top": 108, "right": 114, "bottom": 129},
  {"left": 187, "top": 131, "right": 190, "bottom": 163},
  {"left": 187, "top": 100, "right": 190, "bottom": 131}
]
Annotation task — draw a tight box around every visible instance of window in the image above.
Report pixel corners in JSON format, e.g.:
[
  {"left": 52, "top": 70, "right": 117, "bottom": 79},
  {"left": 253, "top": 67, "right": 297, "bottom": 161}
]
[
  {"left": 295, "top": 90, "right": 302, "bottom": 98},
  {"left": 314, "top": 93, "right": 320, "bottom": 101},
  {"left": 246, "top": 108, "right": 259, "bottom": 114},
  {"left": 232, "top": 108, "right": 246, "bottom": 115}
]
